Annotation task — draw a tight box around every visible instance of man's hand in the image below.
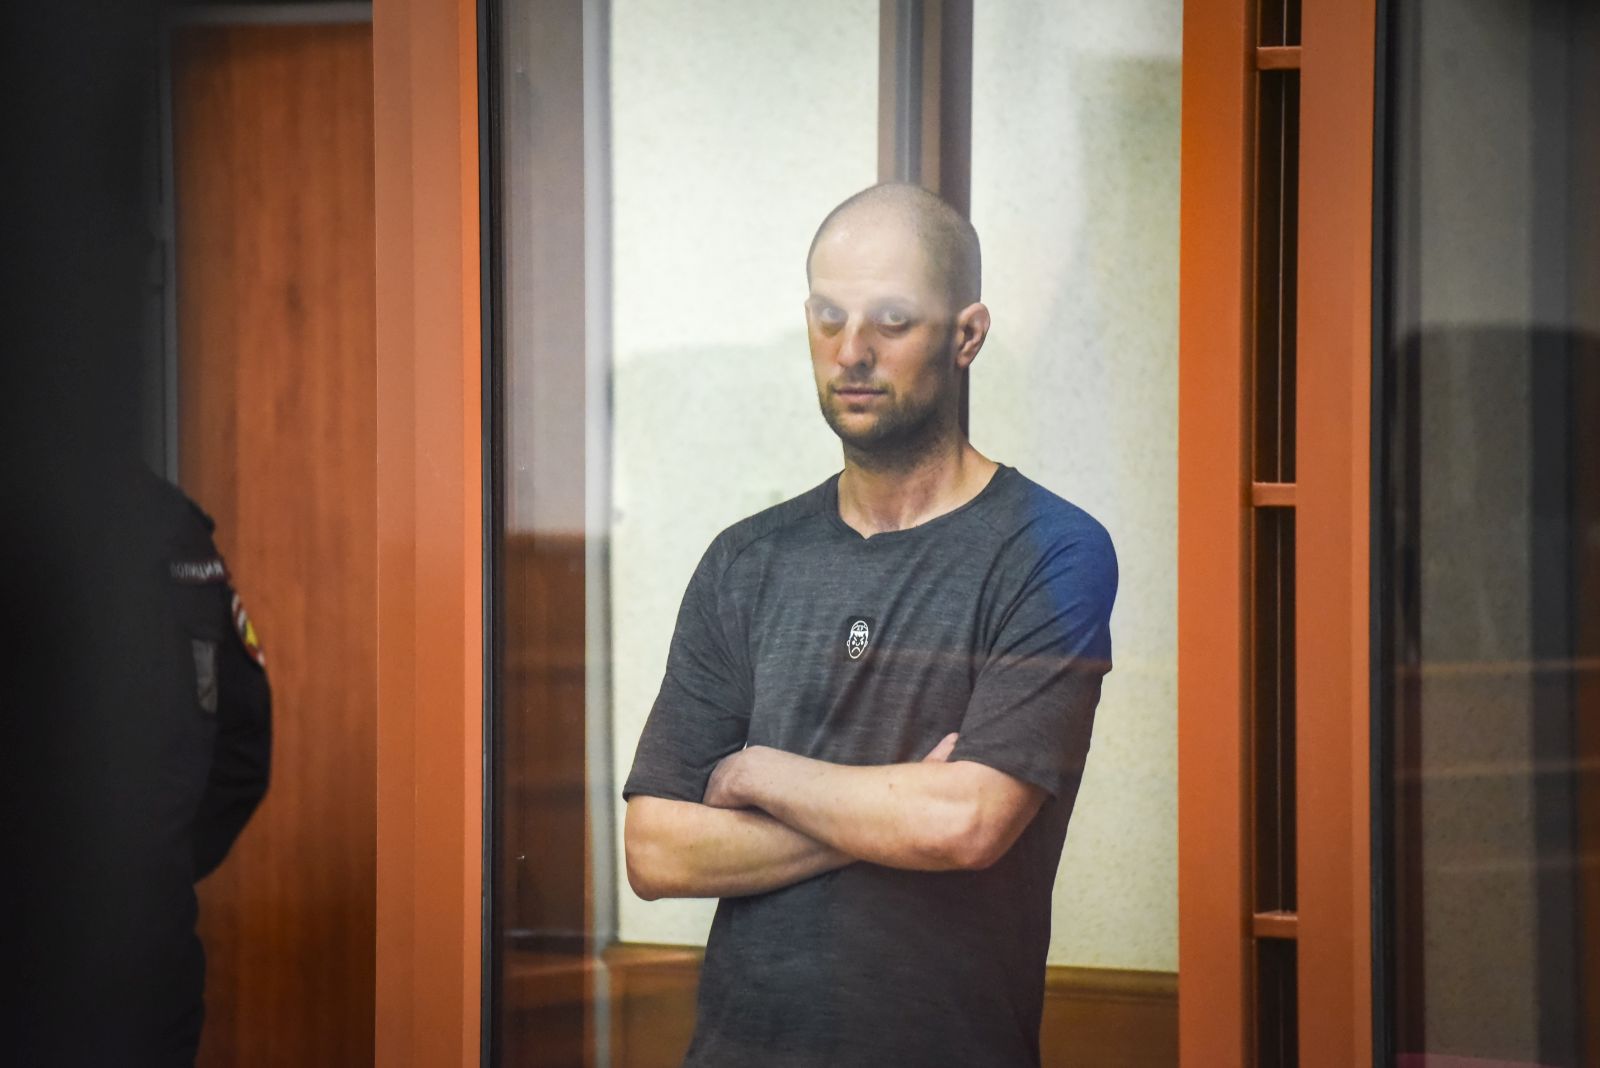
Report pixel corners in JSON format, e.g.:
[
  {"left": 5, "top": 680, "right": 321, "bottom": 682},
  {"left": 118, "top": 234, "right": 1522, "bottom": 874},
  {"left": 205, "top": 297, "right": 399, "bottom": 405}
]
[
  {"left": 702, "top": 747, "right": 751, "bottom": 809},
  {"left": 921, "top": 732, "right": 959, "bottom": 763}
]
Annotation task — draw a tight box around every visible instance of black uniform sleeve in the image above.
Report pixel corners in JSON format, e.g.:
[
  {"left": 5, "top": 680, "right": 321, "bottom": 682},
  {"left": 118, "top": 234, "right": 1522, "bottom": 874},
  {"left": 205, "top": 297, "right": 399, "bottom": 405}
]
[
  {"left": 949, "top": 517, "right": 1117, "bottom": 800},
  {"left": 192, "top": 588, "right": 271, "bottom": 880},
  {"left": 622, "top": 541, "right": 751, "bottom": 804}
]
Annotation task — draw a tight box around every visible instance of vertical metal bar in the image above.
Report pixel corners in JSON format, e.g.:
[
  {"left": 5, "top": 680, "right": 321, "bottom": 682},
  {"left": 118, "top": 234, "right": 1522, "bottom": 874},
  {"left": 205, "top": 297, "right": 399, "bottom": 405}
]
[
  {"left": 879, "top": 0, "right": 923, "bottom": 184},
  {"left": 878, "top": 0, "right": 972, "bottom": 429},
  {"left": 934, "top": 0, "right": 972, "bottom": 217},
  {"left": 1177, "top": 2, "right": 1256, "bottom": 1062},
  {"left": 1296, "top": 0, "right": 1378, "bottom": 1060},
  {"left": 478, "top": 0, "right": 500, "bottom": 1057},
  {"left": 583, "top": 1, "right": 617, "bottom": 1064},
  {"left": 1371, "top": 2, "right": 1419, "bottom": 1061},
  {"left": 878, "top": 0, "right": 972, "bottom": 207}
]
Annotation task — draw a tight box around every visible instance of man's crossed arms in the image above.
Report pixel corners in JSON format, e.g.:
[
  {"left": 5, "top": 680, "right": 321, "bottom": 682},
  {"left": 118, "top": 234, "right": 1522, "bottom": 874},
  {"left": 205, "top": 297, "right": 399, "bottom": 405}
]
[{"left": 624, "top": 734, "right": 1046, "bottom": 900}]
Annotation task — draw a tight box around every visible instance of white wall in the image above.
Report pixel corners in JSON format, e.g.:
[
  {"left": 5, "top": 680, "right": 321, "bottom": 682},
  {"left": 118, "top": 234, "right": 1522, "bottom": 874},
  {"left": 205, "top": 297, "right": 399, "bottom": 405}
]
[
  {"left": 608, "top": 0, "right": 880, "bottom": 946},
  {"left": 968, "top": 0, "right": 1181, "bottom": 971}
]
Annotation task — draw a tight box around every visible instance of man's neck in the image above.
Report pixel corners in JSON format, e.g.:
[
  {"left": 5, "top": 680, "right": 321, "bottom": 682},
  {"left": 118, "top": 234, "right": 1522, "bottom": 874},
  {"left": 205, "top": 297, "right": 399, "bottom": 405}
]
[{"left": 837, "top": 438, "right": 999, "bottom": 537}]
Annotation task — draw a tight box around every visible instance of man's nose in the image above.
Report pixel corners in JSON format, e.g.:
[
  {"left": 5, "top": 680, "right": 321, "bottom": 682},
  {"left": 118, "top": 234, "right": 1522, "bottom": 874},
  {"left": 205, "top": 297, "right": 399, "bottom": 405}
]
[{"left": 836, "top": 321, "right": 874, "bottom": 368}]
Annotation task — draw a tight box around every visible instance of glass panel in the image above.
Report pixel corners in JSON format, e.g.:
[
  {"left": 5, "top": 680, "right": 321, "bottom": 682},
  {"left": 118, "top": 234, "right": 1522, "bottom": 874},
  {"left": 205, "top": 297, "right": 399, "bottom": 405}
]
[
  {"left": 969, "top": 0, "right": 1181, "bottom": 986},
  {"left": 1378, "top": 1, "right": 1600, "bottom": 1065},
  {"left": 493, "top": 3, "right": 1183, "bottom": 1064},
  {"left": 491, "top": 1, "right": 878, "bottom": 1063},
  {"left": 607, "top": 0, "right": 879, "bottom": 961},
  {"left": 491, "top": 4, "right": 598, "bottom": 1061}
]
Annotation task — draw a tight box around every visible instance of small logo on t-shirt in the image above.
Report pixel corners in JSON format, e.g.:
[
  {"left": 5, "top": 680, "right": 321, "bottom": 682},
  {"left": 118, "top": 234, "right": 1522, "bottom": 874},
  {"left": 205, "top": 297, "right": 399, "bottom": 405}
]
[{"left": 845, "top": 616, "right": 873, "bottom": 660}]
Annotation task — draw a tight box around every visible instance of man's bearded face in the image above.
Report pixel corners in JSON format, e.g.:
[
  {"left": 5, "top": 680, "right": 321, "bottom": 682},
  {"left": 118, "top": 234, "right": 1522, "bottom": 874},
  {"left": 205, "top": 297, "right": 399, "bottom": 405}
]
[{"left": 805, "top": 218, "right": 961, "bottom": 457}]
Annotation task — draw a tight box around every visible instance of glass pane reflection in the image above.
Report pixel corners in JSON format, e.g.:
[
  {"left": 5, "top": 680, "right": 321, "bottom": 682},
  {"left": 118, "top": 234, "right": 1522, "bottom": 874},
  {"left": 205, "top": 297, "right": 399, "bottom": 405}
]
[
  {"left": 1379, "top": 2, "right": 1600, "bottom": 1064},
  {"left": 492, "top": 1, "right": 878, "bottom": 1063}
]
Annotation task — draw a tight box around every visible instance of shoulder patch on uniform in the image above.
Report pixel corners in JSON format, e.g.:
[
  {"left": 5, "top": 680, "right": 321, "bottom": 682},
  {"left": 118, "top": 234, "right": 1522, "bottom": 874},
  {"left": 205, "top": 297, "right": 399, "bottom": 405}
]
[
  {"left": 170, "top": 557, "right": 230, "bottom": 584},
  {"left": 231, "top": 592, "right": 266, "bottom": 668}
]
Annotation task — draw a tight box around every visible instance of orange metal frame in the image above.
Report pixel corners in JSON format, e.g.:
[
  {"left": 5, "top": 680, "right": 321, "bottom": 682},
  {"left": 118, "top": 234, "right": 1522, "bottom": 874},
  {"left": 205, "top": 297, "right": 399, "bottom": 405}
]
[
  {"left": 1178, "top": 1, "right": 1375, "bottom": 1065},
  {"left": 1176, "top": 0, "right": 1254, "bottom": 1062},
  {"left": 1294, "top": 3, "right": 1375, "bottom": 1065},
  {"left": 373, "top": 0, "right": 483, "bottom": 1064}
]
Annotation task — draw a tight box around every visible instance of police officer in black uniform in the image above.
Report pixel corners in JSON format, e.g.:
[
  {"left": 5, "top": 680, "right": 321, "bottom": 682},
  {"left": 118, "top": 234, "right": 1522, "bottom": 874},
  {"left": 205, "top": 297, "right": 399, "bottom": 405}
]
[
  {"left": 0, "top": 463, "right": 272, "bottom": 1066},
  {"left": 143, "top": 467, "right": 275, "bottom": 1062},
  {"left": 1, "top": 0, "right": 269, "bottom": 1059},
  {"left": 153, "top": 470, "right": 273, "bottom": 887}
]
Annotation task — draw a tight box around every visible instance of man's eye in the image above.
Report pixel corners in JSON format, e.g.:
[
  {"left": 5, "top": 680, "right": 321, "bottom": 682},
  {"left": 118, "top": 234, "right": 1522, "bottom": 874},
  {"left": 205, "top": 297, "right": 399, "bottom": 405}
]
[
  {"left": 816, "top": 306, "right": 846, "bottom": 326},
  {"left": 875, "top": 311, "right": 910, "bottom": 330}
]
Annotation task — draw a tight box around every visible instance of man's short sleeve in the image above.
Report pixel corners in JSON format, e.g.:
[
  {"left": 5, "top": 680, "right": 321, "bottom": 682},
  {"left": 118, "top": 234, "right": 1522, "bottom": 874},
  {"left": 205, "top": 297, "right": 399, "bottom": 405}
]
[
  {"left": 622, "top": 540, "right": 751, "bottom": 804},
  {"left": 949, "top": 518, "right": 1117, "bottom": 800}
]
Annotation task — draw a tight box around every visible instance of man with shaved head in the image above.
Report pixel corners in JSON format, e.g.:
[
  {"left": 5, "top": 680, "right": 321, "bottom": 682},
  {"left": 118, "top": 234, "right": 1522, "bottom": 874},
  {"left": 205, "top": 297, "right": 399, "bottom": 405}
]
[{"left": 624, "top": 183, "right": 1117, "bottom": 1067}]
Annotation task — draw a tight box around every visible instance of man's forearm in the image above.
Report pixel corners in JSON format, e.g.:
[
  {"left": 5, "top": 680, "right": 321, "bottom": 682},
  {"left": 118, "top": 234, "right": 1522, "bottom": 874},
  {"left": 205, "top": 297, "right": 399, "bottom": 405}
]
[
  {"left": 705, "top": 745, "right": 1042, "bottom": 872},
  {"left": 624, "top": 795, "right": 852, "bottom": 900}
]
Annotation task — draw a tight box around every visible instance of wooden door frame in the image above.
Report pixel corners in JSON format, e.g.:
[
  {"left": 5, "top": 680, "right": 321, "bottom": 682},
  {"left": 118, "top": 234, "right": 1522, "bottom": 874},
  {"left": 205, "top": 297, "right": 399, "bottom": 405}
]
[
  {"left": 372, "top": 0, "right": 484, "bottom": 1064},
  {"left": 1178, "top": 1, "right": 1376, "bottom": 1065}
]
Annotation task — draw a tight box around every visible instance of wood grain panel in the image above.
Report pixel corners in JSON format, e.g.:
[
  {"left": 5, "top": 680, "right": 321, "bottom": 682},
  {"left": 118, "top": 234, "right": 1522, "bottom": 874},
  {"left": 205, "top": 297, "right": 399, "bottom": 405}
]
[
  {"left": 1039, "top": 966, "right": 1179, "bottom": 1068},
  {"left": 172, "top": 23, "right": 376, "bottom": 1067}
]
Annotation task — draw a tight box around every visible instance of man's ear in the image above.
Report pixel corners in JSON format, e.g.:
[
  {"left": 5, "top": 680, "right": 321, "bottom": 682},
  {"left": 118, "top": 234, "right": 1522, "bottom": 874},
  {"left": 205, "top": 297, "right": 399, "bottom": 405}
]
[{"left": 953, "top": 302, "right": 991, "bottom": 369}]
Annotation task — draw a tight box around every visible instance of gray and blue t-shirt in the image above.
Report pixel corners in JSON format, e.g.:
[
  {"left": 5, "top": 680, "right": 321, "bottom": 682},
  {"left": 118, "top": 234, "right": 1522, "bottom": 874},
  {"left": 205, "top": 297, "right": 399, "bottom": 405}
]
[{"left": 624, "top": 464, "right": 1117, "bottom": 1068}]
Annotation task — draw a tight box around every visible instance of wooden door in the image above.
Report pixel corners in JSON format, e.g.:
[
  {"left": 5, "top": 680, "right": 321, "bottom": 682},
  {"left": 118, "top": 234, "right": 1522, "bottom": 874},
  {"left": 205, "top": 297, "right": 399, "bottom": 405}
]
[{"left": 171, "top": 21, "right": 377, "bottom": 1066}]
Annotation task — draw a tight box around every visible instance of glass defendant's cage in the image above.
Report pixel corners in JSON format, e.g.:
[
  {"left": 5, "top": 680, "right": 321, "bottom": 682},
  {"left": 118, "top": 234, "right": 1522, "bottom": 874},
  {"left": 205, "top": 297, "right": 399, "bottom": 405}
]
[{"left": 481, "top": 2, "right": 1185, "bottom": 1064}]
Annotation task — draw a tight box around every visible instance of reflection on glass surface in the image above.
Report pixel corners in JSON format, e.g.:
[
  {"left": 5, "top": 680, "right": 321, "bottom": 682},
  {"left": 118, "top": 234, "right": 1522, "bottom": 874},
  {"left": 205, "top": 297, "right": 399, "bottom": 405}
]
[
  {"left": 1379, "top": 2, "right": 1600, "bottom": 1065},
  {"left": 492, "top": 2, "right": 878, "bottom": 1064}
]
